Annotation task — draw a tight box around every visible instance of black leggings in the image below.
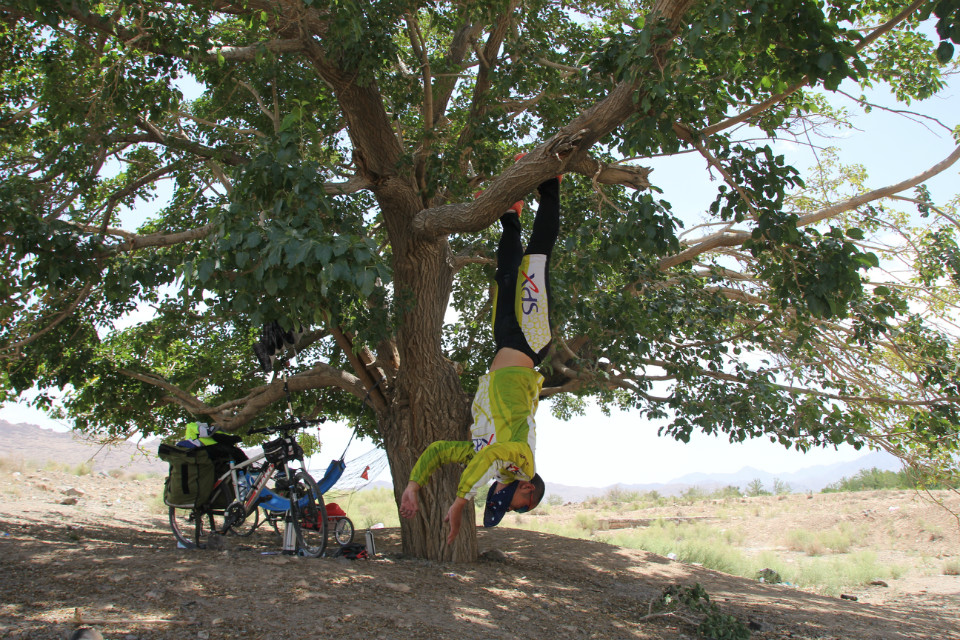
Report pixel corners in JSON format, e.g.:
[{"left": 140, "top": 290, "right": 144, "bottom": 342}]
[{"left": 492, "top": 178, "right": 560, "bottom": 365}]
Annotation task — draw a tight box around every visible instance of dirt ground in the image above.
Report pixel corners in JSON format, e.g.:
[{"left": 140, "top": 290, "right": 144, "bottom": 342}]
[{"left": 1, "top": 468, "right": 959, "bottom": 640}]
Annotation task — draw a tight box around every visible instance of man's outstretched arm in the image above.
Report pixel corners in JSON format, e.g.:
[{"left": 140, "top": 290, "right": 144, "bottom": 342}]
[
  {"left": 444, "top": 497, "right": 469, "bottom": 544},
  {"left": 399, "top": 480, "right": 421, "bottom": 518},
  {"left": 400, "top": 441, "right": 473, "bottom": 520},
  {"left": 408, "top": 441, "right": 473, "bottom": 487}
]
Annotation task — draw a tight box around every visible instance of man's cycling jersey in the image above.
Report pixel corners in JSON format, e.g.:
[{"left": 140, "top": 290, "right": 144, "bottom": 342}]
[{"left": 408, "top": 366, "right": 543, "bottom": 499}]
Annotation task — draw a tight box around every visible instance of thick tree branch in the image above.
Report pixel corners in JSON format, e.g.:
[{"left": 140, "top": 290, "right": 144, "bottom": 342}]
[
  {"left": 415, "top": 1, "right": 697, "bottom": 237},
  {"left": 431, "top": 14, "right": 483, "bottom": 124},
  {"left": 118, "top": 361, "right": 369, "bottom": 430},
  {"left": 119, "top": 368, "right": 210, "bottom": 415},
  {"left": 575, "top": 156, "right": 653, "bottom": 191},
  {"left": 104, "top": 223, "right": 216, "bottom": 254},
  {"left": 215, "top": 364, "right": 367, "bottom": 429},
  {"left": 323, "top": 174, "right": 373, "bottom": 195},
  {"left": 414, "top": 129, "right": 591, "bottom": 236},
  {"left": 328, "top": 325, "right": 389, "bottom": 413},
  {"left": 212, "top": 39, "right": 305, "bottom": 61},
  {"left": 302, "top": 44, "right": 403, "bottom": 187}
]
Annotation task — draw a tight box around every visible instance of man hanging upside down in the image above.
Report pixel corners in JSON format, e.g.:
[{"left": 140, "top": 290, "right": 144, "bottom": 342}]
[{"left": 400, "top": 156, "right": 562, "bottom": 544}]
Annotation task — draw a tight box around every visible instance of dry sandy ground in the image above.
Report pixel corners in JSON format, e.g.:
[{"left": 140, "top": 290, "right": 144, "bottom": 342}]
[{"left": 1, "top": 467, "right": 959, "bottom": 640}]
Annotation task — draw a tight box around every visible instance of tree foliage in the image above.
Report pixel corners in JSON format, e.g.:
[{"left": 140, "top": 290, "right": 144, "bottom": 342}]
[{"left": 2, "top": 0, "right": 960, "bottom": 559}]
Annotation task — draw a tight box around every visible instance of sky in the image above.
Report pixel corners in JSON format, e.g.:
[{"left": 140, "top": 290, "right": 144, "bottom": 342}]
[{"left": 2, "top": 59, "right": 956, "bottom": 490}]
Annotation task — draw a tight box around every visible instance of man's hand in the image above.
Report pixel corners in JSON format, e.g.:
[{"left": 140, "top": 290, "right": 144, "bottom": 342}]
[
  {"left": 444, "top": 497, "right": 468, "bottom": 545},
  {"left": 399, "top": 481, "right": 420, "bottom": 519}
]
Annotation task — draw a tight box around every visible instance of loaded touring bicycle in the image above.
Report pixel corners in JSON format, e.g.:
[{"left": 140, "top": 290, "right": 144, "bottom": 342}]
[{"left": 159, "top": 418, "right": 352, "bottom": 557}]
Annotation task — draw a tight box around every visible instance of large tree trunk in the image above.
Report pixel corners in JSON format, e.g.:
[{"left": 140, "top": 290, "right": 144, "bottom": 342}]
[
  {"left": 383, "top": 370, "right": 474, "bottom": 561},
  {"left": 380, "top": 188, "right": 477, "bottom": 561}
]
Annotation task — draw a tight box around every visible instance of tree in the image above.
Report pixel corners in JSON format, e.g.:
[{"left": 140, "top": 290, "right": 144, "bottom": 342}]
[
  {"left": 772, "top": 478, "right": 791, "bottom": 495},
  {"left": 2, "top": 0, "right": 959, "bottom": 560},
  {"left": 745, "top": 479, "right": 768, "bottom": 497}
]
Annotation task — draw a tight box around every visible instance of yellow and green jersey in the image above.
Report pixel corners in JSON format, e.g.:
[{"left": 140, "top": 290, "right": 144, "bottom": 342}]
[
  {"left": 409, "top": 366, "right": 543, "bottom": 499},
  {"left": 182, "top": 421, "right": 217, "bottom": 446}
]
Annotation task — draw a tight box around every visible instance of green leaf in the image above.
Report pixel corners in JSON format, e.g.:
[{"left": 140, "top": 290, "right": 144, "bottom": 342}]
[
  {"left": 243, "top": 231, "right": 262, "bottom": 249},
  {"left": 279, "top": 112, "right": 299, "bottom": 132},
  {"left": 197, "top": 259, "right": 215, "bottom": 283},
  {"left": 314, "top": 244, "right": 332, "bottom": 265}
]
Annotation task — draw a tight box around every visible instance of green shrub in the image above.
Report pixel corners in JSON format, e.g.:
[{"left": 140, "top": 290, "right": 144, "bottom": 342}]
[
  {"left": 605, "top": 486, "right": 644, "bottom": 503},
  {"left": 575, "top": 513, "right": 597, "bottom": 532},
  {"left": 757, "top": 550, "right": 906, "bottom": 595},
  {"left": 785, "top": 523, "right": 859, "bottom": 555},
  {"left": 605, "top": 520, "right": 752, "bottom": 575},
  {"left": 679, "top": 486, "right": 708, "bottom": 503},
  {"left": 710, "top": 485, "right": 743, "bottom": 499},
  {"left": 656, "top": 584, "right": 750, "bottom": 640},
  {"left": 822, "top": 467, "right": 948, "bottom": 492}
]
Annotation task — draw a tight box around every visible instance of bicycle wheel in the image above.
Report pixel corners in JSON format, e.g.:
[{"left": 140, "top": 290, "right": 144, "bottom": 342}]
[
  {"left": 334, "top": 517, "right": 355, "bottom": 546},
  {"left": 288, "top": 470, "right": 328, "bottom": 557},
  {"left": 169, "top": 506, "right": 208, "bottom": 549}
]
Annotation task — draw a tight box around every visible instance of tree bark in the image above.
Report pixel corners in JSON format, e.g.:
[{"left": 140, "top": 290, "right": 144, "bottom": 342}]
[{"left": 379, "top": 185, "right": 477, "bottom": 561}]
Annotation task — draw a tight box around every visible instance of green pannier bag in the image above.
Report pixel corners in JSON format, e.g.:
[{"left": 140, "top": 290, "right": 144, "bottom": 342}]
[{"left": 158, "top": 443, "right": 224, "bottom": 508}]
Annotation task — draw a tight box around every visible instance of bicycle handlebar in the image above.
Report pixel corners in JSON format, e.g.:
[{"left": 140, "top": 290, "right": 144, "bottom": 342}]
[{"left": 247, "top": 417, "right": 326, "bottom": 436}]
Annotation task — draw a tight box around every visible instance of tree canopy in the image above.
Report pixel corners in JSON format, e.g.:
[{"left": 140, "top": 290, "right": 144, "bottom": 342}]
[{"left": 2, "top": 0, "right": 960, "bottom": 559}]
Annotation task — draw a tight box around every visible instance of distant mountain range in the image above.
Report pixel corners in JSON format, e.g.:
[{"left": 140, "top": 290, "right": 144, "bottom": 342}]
[
  {"left": 1, "top": 419, "right": 903, "bottom": 502},
  {"left": 0, "top": 419, "right": 167, "bottom": 475},
  {"left": 544, "top": 450, "right": 902, "bottom": 502}
]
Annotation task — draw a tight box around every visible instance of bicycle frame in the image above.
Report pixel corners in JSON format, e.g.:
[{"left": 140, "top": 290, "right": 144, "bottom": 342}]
[
  {"left": 213, "top": 450, "right": 277, "bottom": 514},
  {"left": 209, "top": 436, "right": 316, "bottom": 531}
]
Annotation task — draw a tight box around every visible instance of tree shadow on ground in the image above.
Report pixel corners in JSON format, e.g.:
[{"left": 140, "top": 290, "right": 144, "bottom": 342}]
[{"left": 2, "top": 515, "right": 958, "bottom": 640}]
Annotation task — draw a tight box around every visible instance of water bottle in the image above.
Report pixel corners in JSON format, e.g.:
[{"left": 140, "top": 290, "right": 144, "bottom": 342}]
[
  {"left": 282, "top": 516, "right": 296, "bottom": 555},
  {"left": 364, "top": 530, "right": 376, "bottom": 558}
]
